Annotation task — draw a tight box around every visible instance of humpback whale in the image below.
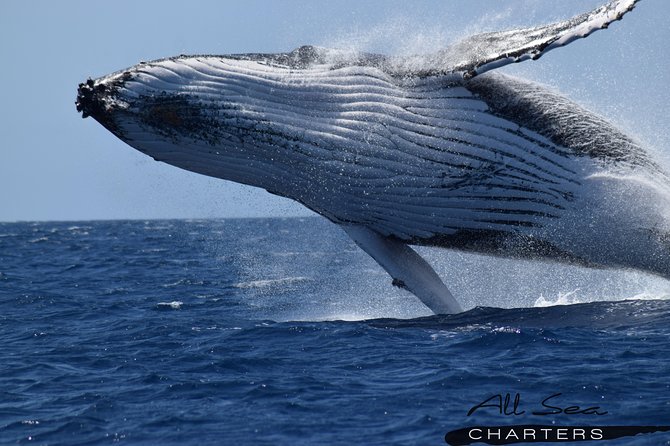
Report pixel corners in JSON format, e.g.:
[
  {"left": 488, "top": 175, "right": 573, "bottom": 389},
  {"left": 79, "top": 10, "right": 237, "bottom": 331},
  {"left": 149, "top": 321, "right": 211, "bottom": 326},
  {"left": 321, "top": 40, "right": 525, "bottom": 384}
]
[{"left": 76, "top": 0, "right": 670, "bottom": 314}]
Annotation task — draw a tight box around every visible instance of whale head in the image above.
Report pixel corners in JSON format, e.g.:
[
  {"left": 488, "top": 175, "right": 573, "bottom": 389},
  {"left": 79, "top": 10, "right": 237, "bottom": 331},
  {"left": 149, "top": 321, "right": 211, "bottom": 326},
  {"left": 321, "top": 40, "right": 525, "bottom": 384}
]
[
  {"left": 76, "top": 56, "right": 326, "bottom": 197},
  {"left": 75, "top": 52, "right": 411, "bottom": 223},
  {"left": 78, "top": 60, "right": 244, "bottom": 182}
]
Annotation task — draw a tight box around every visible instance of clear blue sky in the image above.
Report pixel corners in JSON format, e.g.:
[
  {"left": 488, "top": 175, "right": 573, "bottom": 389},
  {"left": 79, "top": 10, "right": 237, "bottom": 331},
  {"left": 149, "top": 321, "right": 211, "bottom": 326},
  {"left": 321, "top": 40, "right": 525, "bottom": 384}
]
[{"left": 2, "top": 0, "right": 668, "bottom": 222}]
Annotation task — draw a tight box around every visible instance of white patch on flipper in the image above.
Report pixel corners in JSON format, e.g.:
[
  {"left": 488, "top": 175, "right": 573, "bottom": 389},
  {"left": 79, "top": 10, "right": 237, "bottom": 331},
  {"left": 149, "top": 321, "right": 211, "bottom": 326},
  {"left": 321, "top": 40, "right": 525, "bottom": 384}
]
[{"left": 343, "top": 224, "right": 462, "bottom": 314}]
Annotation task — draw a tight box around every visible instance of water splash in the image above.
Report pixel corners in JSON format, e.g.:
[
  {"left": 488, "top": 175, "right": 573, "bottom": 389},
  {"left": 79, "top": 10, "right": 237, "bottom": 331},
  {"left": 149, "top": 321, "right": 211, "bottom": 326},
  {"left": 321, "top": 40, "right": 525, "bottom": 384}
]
[
  {"left": 233, "top": 276, "right": 310, "bottom": 289},
  {"left": 534, "top": 289, "right": 583, "bottom": 307}
]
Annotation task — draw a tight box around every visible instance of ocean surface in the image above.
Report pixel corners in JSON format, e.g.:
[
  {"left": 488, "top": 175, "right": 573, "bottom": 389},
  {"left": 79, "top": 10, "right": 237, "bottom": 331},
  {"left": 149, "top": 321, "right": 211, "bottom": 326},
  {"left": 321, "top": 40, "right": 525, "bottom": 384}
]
[{"left": 1, "top": 217, "right": 669, "bottom": 445}]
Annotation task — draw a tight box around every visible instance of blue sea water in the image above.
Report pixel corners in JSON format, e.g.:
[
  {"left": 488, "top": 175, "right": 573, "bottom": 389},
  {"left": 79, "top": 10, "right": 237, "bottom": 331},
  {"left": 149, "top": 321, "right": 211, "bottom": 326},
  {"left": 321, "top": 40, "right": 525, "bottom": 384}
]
[{"left": 1, "top": 217, "right": 669, "bottom": 445}]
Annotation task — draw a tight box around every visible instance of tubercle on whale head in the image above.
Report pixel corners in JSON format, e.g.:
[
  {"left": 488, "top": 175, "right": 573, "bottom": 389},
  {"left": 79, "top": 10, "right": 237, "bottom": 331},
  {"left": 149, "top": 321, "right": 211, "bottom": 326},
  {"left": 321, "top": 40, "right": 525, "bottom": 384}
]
[
  {"left": 76, "top": 71, "right": 132, "bottom": 137},
  {"left": 75, "top": 78, "right": 102, "bottom": 119},
  {"left": 76, "top": 63, "right": 236, "bottom": 146}
]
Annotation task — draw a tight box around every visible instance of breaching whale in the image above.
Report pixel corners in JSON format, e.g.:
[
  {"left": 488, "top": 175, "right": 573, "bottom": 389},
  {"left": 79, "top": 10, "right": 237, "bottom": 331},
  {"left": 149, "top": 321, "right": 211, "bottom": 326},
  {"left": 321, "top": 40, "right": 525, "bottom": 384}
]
[{"left": 76, "top": 0, "right": 670, "bottom": 314}]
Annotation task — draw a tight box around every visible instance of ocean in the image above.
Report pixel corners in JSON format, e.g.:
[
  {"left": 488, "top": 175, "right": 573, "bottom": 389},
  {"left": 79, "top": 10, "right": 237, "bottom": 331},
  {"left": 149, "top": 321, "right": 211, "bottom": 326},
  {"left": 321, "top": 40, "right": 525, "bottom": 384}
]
[{"left": 1, "top": 217, "right": 669, "bottom": 445}]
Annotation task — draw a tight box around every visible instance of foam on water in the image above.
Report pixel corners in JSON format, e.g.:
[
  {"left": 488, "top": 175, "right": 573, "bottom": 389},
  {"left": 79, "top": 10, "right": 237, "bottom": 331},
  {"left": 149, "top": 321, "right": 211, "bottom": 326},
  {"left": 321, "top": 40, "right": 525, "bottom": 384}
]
[
  {"left": 534, "top": 287, "right": 670, "bottom": 307},
  {"left": 534, "top": 289, "right": 584, "bottom": 307},
  {"left": 156, "top": 301, "right": 184, "bottom": 310}
]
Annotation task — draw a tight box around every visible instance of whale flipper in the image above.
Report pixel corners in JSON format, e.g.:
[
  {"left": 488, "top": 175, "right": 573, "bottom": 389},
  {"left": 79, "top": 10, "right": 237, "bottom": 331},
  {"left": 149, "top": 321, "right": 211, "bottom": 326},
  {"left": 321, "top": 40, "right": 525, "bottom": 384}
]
[
  {"left": 397, "top": 0, "right": 639, "bottom": 78},
  {"left": 343, "top": 225, "right": 463, "bottom": 314}
]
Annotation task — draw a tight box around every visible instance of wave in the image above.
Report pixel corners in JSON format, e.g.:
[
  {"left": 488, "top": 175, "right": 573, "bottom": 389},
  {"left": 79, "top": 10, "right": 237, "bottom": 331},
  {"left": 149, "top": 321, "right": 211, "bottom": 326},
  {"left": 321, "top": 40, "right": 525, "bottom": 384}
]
[{"left": 366, "top": 299, "right": 670, "bottom": 331}]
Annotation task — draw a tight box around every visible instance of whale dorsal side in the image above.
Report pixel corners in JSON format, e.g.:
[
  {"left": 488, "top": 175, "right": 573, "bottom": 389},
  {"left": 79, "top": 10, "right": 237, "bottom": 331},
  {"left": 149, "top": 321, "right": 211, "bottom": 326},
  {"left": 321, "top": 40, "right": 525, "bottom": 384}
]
[{"left": 173, "top": 0, "right": 639, "bottom": 82}]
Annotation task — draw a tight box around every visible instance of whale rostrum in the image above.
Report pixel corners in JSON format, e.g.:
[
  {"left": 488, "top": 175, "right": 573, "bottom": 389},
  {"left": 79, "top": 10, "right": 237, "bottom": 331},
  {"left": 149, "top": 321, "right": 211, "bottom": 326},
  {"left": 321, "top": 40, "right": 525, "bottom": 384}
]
[{"left": 77, "top": 0, "right": 670, "bottom": 314}]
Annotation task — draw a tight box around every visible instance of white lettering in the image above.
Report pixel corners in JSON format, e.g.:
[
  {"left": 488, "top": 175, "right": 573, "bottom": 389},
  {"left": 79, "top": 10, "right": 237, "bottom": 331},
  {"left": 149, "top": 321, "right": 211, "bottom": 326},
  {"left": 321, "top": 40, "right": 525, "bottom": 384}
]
[
  {"left": 556, "top": 428, "right": 568, "bottom": 440},
  {"left": 573, "top": 428, "right": 586, "bottom": 440},
  {"left": 488, "top": 428, "right": 501, "bottom": 440},
  {"left": 523, "top": 428, "right": 536, "bottom": 440},
  {"left": 468, "top": 428, "right": 482, "bottom": 440},
  {"left": 591, "top": 428, "right": 603, "bottom": 440},
  {"left": 505, "top": 429, "right": 519, "bottom": 440}
]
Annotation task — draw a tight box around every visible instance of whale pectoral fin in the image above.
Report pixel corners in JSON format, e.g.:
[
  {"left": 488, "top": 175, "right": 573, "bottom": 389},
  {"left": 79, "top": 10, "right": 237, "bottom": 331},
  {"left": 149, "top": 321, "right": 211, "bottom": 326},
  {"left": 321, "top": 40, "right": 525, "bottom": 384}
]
[
  {"left": 439, "top": 0, "right": 639, "bottom": 79},
  {"left": 343, "top": 225, "right": 463, "bottom": 315}
]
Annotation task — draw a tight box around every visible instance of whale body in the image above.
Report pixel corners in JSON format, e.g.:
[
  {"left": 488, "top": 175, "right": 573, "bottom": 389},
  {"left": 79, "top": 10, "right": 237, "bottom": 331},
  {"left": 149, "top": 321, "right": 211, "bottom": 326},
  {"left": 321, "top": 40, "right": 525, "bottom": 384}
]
[{"left": 76, "top": 0, "right": 670, "bottom": 314}]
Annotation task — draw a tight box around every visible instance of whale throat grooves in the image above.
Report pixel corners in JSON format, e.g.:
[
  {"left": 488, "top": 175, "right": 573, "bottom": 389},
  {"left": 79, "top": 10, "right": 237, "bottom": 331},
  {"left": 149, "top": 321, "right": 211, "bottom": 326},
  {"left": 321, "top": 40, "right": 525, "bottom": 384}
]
[{"left": 108, "top": 59, "right": 588, "bottom": 248}]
